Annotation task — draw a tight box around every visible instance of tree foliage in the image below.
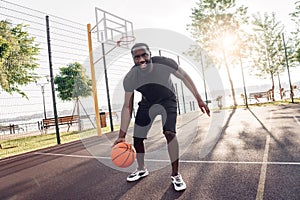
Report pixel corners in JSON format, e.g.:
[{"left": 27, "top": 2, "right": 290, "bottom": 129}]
[
  {"left": 250, "top": 12, "right": 293, "bottom": 100},
  {"left": 290, "top": 0, "right": 300, "bottom": 62},
  {"left": 250, "top": 13, "right": 286, "bottom": 78},
  {"left": 0, "top": 20, "right": 39, "bottom": 97},
  {"left": 188, "top": 0, "right": 248, "bottom": 106},
  {"left": 188, "top": 0, "right": 248, "bottom": 61},
  {"left": 54, "top": 62, "right": 92, "bottom": 101}
]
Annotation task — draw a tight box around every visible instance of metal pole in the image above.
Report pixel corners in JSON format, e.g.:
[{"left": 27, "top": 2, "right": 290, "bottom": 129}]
[
  {"left": 199, "top": 51, "right": 208, "bottom": 104},
  {"left": 101, "top": 33, "right": 114, "bottom": 132},
  {"left": 174, "top": 83, "right": 181, "bottom": 115},
  {"left": 36, "top": 78, "right": 49, "bottom": 119},
  {"left": 177, "top": 56, "right": 186, "bottom": 113},
  {"left": 239, "top": 51, "right": 248, "bottom": 108},
  {"left": 87, "top": 24, "right": 102, "bottom": 137},
  {"left": 180, "top": 81, "right": 186, "bottom": 114},
  {"left": 46, "top": 15, "right": 60, "bottom": 144},
  {"left": 282, "top": 32, "right": 294, "bottom": 103},
  {"left": 41, "top": 85, "right": 47, "bottom": 119}
]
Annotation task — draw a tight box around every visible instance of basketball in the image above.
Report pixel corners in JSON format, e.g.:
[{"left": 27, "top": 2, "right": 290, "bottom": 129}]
[{"left": 111, "top": 142, "right": 136, "bottom": 168}]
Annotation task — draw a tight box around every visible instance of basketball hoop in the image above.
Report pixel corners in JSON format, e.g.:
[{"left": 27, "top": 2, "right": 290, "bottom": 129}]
[
  {"left": 117, "top": 35, "right": 136, "bottom": 47},
  {"left": 93, "top": 35, "right": 136, "bottom": 65}
]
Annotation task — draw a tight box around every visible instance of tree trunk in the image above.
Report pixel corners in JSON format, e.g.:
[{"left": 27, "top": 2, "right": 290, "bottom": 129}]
[
  {"left": 270, "top": 72, "right": 275, "bottom": 101},
  {"left": 76, "top": 97, "right": 82, "bottom": 131},
  {"left": 222, "top": 47, "right": 237, "bottom": 107},
  {"left": 277, "top": 73, "right": 283, "bottom": 100}
]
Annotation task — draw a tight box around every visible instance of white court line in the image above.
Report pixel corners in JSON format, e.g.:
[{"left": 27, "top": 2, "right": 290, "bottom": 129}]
[
  {"left": 256, "top": 134, "right": 271, "bottom": 200},
  {"left": 33, "top": 152, "right": 300, "bottom": 165},
  {"left": 33, "top": 152, "right": 110, "bottom": 159},
  {"left": 256, "top": 111, "right": 272, "bottom": 200},
  {"left": 294, "top": 116, "right": 300, "bottom": 126}
]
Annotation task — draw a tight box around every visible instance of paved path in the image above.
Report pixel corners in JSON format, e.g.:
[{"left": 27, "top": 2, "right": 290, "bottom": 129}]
[{"left": 0, "top": 104, "right": 299, "bottom": 200}]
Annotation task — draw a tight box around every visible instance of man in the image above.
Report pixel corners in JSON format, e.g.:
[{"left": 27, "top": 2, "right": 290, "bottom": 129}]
[{"left": 113, "top": 43, "right": 210, "bottom": 191}]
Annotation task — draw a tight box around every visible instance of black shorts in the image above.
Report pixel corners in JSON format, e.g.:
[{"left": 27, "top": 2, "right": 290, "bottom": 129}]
[{"left": 134, "top": 98, "right": 177, "bottom": 139}]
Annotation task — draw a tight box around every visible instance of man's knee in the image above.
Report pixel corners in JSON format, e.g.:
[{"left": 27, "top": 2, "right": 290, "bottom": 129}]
[
  {"left": 133, "top": 137, "right": 145, "bottom": 152},
  {"left": 163, "top": 131, "right": 176, "bottom": 142},
  {"left": 134, "top": 137, "right": 144, "bottom": 144}
]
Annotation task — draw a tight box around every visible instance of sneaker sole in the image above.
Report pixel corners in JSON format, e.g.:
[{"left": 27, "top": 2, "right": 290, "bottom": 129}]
[
  {"left": 171, "top": 180, "right": 186, "bottom": 191},
  {"left": 127, "top": 171, "right": 149, "bottom": 182}
]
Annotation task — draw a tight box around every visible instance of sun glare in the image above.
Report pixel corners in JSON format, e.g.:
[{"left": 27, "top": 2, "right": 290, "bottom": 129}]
[{"left": 222, "top": 32, "right": 237, "bottom": 51}]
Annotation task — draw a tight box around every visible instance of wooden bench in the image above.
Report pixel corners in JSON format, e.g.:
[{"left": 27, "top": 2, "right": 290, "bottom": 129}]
[
  {"left": 42, "top": 115, "right": 78, "bottom": 131},
  {"left": 0, "top": 124, "right": 23, "bottom": 134},
  {"left": 249, "top": 91, "right": 270, "bottom": 103}
]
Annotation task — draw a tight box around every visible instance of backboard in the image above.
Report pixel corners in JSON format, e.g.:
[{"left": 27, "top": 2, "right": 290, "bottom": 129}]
[{"left": 94, "top": 7, "right": 134, "bottom": 47}]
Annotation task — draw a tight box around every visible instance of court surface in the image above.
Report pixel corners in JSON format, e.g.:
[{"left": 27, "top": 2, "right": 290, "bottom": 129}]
[{"left": 0, "top": 104, "right": 299, "bottom": 200}]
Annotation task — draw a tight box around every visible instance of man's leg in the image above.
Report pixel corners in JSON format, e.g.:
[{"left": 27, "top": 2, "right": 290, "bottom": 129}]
[
  {"left": 164, "top": 130, "right": 186, "bottom": 191},
  {"left": 161, "top": 100, "right": 186, "bottom": 191},
  {"left": 133, "top": 103, "right": 159, "bottom": 169},
  {"left": 163, "top": 131, "right": 179, "bottom": 176},
  {"left": 161, "top": 99, "right": 178, "bottom": 176},
  {"left": 127, "top": 136, "right": 149, "bottom": 182},
  {"left": 127, "top": 104, "right": 152, "bottom": 182},
  {"left": 134, "top": 137, "right": 146, "bottom": 170}
]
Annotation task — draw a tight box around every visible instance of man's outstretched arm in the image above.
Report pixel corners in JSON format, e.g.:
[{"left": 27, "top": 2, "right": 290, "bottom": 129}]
[{"left": 174, "top": 67, "right": 210, "bottom": 116}]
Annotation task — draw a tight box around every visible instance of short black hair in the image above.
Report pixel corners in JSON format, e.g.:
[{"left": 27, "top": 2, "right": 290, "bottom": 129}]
[{"left": 131, "top": 43, "right": 150, "bottom": 54}]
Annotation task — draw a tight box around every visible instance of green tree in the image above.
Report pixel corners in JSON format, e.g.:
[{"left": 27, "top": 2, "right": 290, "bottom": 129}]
[
  {"left": 54, "top": 62, "right": 92, "bottom": 130},
  {"left": 0, "top": 20, "right": 39, "bottom": 97},
  {"left": 188, "top": 0, "right": 248, "bottom": 107},
  {"left": 296, "top": 48, "right": 300, "bottom": 62},
  {"left": 290, "top": 0, "right": 300, "bottom": 63},
  {"left": 250, "top": 12, "right": 287, "bottom": 101},
  {"left": 54, "top": 62, "right": 92, "bottom": 101}
]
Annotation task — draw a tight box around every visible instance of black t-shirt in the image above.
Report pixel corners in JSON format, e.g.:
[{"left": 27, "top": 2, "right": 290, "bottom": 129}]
[{"left": 123, "top": 56, "right": 178, "bottom": 104}]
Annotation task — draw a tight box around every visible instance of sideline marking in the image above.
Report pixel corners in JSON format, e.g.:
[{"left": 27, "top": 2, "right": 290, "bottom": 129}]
[
  {"left": 256, "top": 112, "right": 272, "bottom": 200},
  {"left": 34, "top": 152, "right": 110, "bottom": 159},
  {"left": 32, "top": 152, "right": 300, "bottom": 165},
  {"left": 294, "top": 116, "right": 300, "bottom": 126},
  {"left": 256, "top": 134, "right": 271, "bottom": 200}
]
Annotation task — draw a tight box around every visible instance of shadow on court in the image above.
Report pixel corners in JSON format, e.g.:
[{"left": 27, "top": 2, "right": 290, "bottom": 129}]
[
  {"left": 0, "top": 105, "right": 299, "bottom": 199},
  {"left": 248, "top": 107, "right": 299, "bottom": 161}
]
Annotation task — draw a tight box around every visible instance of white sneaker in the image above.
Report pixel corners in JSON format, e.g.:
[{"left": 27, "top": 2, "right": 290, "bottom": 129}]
[
  {"left": 171, "top": 174, "right": 186, "bottom": 191},
  {"left": 127, "top": 169, "right": 149, "bottom": 182}
]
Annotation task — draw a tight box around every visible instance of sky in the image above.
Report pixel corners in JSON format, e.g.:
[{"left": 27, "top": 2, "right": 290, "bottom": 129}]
[
  {"left": 9, "top": 0, "right": 297, "bottom": 37},
  {"left": 4, "top": 0, "right": 300, "bottom": 91}
]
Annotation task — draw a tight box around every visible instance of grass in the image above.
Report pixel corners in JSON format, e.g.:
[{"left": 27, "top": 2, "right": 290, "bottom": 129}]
[
  {"left": 0, "top": 125, "right": 120, "bottom": 159},
  {"left": 217, "top": 98, "right": 300, "bottom": 110}
]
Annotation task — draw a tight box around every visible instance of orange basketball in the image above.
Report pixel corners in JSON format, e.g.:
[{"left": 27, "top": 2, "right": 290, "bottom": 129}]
[{"left": 111, "top": 142, "right": 136, "bottom": 168}]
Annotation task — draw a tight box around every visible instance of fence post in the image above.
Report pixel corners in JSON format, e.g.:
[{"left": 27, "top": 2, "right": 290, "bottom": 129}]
[{"left": 46, "top": 15, "right": 61, "bottom": 144}]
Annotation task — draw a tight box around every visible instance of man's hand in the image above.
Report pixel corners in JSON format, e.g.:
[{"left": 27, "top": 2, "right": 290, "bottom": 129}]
[
  {"left": 198, "top": 99, "right": 210, "bottom": 117},
  {"left": 112, "top": 130, "right": 127, "bottom": 147},
  {"left": 112, "top": 137, "right": 125, "bottom": 147}
]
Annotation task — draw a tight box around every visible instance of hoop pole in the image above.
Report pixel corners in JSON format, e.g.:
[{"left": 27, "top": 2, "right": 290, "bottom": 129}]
[
  {"left": 87, "top": 23, "right": 102, "bottom": 137},
  {"left": 94, "top": 45, "right": 118, "bottom": 65}
]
